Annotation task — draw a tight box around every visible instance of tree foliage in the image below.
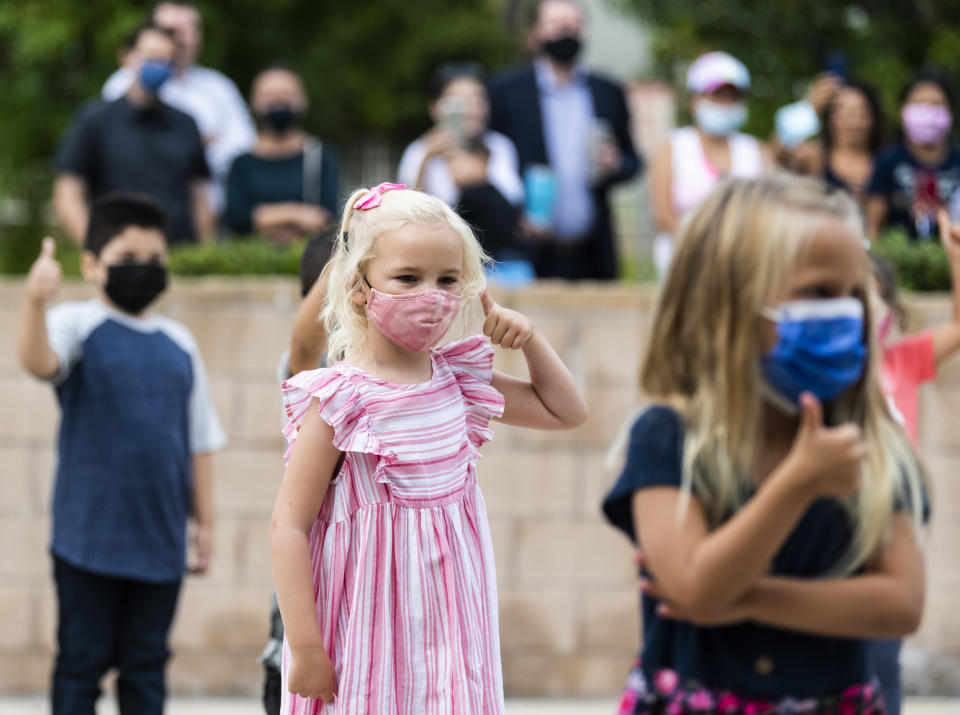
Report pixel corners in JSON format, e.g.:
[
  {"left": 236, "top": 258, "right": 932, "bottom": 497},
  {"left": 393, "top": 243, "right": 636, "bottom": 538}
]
[
  {"left": 0, "top": 0, "right": 516, "bottom": 272},
  {"left": 612, "top": 0, "right": 960, "bottom": 137}
]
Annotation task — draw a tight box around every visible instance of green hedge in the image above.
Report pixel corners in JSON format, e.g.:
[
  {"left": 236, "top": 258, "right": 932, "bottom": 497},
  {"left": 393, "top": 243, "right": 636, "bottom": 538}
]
[
  {"left": 167, "top": 238, "right": 303, "bottom": 276},
  {"left": 872, "top": 230, "right": 952, "bottom": 292},
  {"left": 9, "top": 237, "right": 305, "bottom": 279},
  {"left": 4, "top": 232, "right": 952, "bottom": 291}
]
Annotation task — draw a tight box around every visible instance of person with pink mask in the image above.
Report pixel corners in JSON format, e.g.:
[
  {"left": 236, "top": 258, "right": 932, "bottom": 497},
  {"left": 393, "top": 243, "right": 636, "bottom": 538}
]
[
  {"left": 867, "top": 72, "right": 960, "bottom": 240},
  {"left": 270, "top": 184, "right": 586, "bottom": 713},
  {"left": 648, "top": 51, "right": 774, "bottom": 278}
]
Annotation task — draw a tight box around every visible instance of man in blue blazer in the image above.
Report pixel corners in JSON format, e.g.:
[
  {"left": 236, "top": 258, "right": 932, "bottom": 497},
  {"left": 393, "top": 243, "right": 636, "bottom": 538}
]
[{"left": 489, "top": 0, "right": 641, "bottom": 280}]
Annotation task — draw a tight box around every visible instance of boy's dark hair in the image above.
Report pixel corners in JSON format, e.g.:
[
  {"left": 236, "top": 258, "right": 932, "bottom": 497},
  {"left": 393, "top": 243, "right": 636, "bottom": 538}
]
[
  {"left": 299, "top": 227, "right": 336, "bottom": 297},
  {"left": 85, "top": 193, "right": 169, "bottom": 256},
  {"left": 869, "top": 252, "right": 909, "bottom": 331}
]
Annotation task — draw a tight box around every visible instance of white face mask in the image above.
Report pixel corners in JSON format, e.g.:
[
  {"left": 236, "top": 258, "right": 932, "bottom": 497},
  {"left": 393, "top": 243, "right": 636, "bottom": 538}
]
[{"left": 695, "top": 100, "right": 748, "bottom": 136}]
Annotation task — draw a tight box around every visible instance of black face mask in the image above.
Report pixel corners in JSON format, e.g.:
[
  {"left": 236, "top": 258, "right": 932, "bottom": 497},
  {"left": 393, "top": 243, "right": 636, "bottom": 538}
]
[
  {"left": 105, "top": 263, "right": 168, "bottom": 314},
  {"left": 260, "top": 105, "right": 299, "bottom": 134},
  {"left": 542, "top": 35, "right": 582, "bottom": 65}
]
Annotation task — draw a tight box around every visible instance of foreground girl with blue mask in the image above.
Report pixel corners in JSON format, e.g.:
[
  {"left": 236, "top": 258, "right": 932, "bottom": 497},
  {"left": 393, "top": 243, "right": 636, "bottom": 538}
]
[{"left": 604, "top": 175, "right": 928, "bottom": 714}]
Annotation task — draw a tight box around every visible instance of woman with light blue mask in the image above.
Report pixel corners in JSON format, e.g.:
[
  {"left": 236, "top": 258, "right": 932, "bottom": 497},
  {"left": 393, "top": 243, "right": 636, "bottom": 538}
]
[{"left": 649, "top": 51, "right": 774, "bottom": 278}]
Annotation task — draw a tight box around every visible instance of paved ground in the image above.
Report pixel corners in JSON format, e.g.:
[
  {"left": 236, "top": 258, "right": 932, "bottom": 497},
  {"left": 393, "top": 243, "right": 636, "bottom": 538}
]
[{"left": 3, "top": 697, "right": 960, "bottom": 713}]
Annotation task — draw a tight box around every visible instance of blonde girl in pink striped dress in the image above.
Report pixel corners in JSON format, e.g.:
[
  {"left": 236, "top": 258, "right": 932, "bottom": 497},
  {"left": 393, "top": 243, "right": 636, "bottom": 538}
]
[{"left": 270, "top": 183, "right": 587, "bottom": 715}]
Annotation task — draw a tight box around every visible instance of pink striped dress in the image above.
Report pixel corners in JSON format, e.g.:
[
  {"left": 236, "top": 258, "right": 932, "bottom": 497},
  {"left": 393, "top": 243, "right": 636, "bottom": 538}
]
[{"left": 279, "top": 335, "right": 506, "bottom": 715}]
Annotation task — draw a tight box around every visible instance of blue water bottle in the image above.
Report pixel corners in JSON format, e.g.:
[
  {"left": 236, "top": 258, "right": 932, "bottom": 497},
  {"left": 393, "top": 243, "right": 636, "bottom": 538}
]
[{"left": 523, "top": 165, "right": 557, "bottom": 230}]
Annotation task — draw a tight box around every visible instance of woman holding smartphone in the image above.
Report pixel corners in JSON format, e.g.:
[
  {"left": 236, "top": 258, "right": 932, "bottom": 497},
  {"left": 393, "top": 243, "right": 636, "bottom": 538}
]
[{"left": 398, "top": 62, "right": 525, "bottom": 261}]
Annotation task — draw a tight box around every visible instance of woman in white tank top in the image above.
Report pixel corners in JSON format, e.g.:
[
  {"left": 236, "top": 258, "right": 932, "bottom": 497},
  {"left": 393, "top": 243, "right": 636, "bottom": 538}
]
[{"left": 649, "top": 52, "right": 772, "bottom": 278}]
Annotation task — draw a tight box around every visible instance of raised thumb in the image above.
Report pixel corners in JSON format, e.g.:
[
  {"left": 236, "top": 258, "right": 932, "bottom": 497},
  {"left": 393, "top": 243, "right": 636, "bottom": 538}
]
[
  {"left": 799, "top": 391, "right": 823, "bottom": 434},
  {"left": 40, "top": 237, "right": 56, "bottom": 260},
  {"left": 480, "top": 287, "right": 493, "bottom": 316}
]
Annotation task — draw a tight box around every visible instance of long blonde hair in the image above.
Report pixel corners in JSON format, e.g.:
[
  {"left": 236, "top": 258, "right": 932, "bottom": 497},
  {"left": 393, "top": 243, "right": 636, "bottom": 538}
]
[
  {"left": 322, "top": 187, "right": 488, "bottom": 363},
  {"left": 643, "top": 174, "right": 927, "bottom": 574}
]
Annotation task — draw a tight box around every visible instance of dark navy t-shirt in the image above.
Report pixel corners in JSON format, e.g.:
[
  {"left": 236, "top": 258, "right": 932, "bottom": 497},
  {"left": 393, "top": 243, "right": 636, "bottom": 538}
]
[
  {"left": 602, "top": 406, "right": 872, "bottom": 698},
  {"left": 868, "top": 142, "right": 960, "bottom": 239},
  {"left": 46, "top": 301, "right": 226, "bottom": 583}
]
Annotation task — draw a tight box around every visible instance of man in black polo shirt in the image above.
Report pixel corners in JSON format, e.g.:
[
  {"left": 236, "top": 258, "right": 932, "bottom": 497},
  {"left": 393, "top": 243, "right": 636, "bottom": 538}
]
[{"left": 54, "top": 23, "right": 212, "bottom": 244}]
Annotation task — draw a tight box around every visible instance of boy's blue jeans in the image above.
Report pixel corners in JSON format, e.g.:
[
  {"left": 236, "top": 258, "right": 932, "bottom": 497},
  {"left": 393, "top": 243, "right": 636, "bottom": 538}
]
[{"left": 51, "top": 556, "right": 181, "bottom": 715}]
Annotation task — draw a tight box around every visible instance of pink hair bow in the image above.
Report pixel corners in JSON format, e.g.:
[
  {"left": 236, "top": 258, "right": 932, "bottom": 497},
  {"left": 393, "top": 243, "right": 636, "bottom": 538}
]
[{"left": 353, "top": 182, "right": 406, "bottom": 210}]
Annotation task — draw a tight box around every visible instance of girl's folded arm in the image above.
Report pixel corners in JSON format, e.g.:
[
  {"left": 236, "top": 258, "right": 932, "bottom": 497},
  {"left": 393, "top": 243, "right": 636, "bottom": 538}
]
[
  {"left": 633, "top": 467, "right": 816, "bottom": 619},
  {"left": 492, "top": 331, "right": 587, "bottom": 430},
  {"left": 270, "top": 398, "right": 342, "bottom": 651},
  {"left": 741, "top": 512, "right": 925, "bottom": 639}
]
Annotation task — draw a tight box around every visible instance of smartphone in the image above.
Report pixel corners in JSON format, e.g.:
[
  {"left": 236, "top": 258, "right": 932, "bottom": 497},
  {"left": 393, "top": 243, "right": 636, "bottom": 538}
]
[
  {"left": 439, "top": 96, "right": 469, "bottom": 148},
  {"left": 825, "top": 51, "right": 848, "bottom": 80}
]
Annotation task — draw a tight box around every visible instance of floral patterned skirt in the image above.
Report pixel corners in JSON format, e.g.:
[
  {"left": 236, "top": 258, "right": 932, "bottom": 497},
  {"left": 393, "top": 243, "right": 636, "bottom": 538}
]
[{"left": 617, "top": 661, "right": 886, "bottom": 714}]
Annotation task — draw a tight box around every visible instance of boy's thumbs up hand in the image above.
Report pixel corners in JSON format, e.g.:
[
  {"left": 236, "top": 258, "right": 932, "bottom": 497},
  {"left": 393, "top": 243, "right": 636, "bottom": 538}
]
[
  {"left": 480, "top": 288, "right": 535, "bottom": 350},
  {"left": 25, "top": 237, "right": 62, "bottom": 306}
]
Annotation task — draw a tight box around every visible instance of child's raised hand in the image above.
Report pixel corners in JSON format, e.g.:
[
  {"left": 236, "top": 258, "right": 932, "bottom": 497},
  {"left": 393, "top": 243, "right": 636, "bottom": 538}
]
[
  {"left": 288, "top": 646, "right": 338, "bottom": 703},
  {"left": 480, "top": 290, "right": 535, "bottom": 350},
  {"left": 937, "top": 208, "right": 960, "bottom": 262},
  {"left": 25, "top": 238, "right": 62, "bottom": 306},
  {"left": 784, "top": 392, "right": 865, "bottom": 500}
]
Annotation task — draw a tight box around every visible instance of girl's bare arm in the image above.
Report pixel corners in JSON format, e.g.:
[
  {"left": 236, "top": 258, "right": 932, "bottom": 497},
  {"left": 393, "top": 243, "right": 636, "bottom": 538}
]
[
  {"left": 653, "top": 512, "right": 925, "bottom": 639},
  {"left": 483, "top": 294, "right": 587, "bottom": 430},
  {"left": 932, "top": 209, "right": 960, "bottom": 364},
  {"left": 633, "top": 394, "right": 864, "bottom": 618},
  {"left": 270, "top": 399, "right": 342, "bottom": 651}
]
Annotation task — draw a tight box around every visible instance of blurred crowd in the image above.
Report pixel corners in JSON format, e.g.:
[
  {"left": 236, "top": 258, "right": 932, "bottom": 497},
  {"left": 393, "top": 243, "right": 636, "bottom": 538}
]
[{"left": 51, "top": 0, "right": 960, "bottom": 282}]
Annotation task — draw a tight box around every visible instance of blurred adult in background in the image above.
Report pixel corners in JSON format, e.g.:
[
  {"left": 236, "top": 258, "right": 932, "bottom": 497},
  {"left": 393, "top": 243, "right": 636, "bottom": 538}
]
[
  {"left": 225, "top": 67, "right": 340, "bottom": 243},
  {"left": 488, "top": 0, "right": 640, "bottom": 280},
  {"left": 648, "top": 51, "right": 773, "bottom": 278},
  {"left": 791, "top": 80, "right": 886, "bottom": 208},
  {"left": 54, "top": 24, "right": 212, "bottom": 244},
  {"left": 103, "top": 1, "right": 255, "bottom": 216},
  {"left": 868, "top": 72, "right": 960, "bottom": 240},
  {"left": 398, "top": 62, "right": 524, "bottom": 262},
  {"left": 771, "top": 72, "right": 842, "bottom": 168}
]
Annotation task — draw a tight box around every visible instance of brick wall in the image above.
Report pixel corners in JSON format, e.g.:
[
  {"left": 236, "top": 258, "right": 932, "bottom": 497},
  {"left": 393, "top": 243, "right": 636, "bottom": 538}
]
[{"left": 0, "top": 278, "right": 957, "bottom": 696}]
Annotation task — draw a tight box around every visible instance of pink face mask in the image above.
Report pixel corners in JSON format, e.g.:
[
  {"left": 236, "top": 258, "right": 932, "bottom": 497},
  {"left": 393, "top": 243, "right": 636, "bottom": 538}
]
[
  {"left": 363, "top": 280, "right": 462, "bottom": 353},
  {"left": 902, "top": 103, "right": 953, "bottom": 146}
]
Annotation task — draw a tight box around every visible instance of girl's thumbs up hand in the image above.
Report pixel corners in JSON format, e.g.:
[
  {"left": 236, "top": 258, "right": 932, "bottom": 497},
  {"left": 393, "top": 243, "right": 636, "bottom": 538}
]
[
  {"left": 784, "top": 392, "right": 865, "bottom": 500},
  {"left": 25, "top": 237, "right": 62, "bottom": 306},
  {"left": 480, "top": 288, "right": 535, "bottom": 350}
]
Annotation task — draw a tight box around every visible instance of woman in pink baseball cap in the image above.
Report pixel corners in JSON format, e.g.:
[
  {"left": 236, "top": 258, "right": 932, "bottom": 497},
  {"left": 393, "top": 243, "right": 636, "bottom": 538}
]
[{"left": 648, "top": 51, "right": 774, "bottom": 278}]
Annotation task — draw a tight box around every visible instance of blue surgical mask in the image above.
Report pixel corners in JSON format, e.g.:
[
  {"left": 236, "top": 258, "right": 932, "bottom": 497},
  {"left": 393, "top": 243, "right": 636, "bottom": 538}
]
[
  {"left": 761, "top": 297, "right": 867, "bottom": 412},
  {"left": 139, "top": 60, "right": 173, "bottom": 94},
  {"left": 695, "top": 100, "right": 748, "bottom": 136}
]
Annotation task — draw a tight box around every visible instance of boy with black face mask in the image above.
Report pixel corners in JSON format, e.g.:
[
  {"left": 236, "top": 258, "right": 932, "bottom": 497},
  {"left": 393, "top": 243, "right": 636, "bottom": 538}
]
[{"left": 17, "top": 192, "right": 226, "bottom": 715}]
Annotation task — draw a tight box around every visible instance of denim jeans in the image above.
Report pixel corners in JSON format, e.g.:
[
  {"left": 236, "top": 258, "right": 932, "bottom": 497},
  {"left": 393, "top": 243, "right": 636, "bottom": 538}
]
[{"left": 52, "top": 556, "right": 181, "bottom": 715}]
